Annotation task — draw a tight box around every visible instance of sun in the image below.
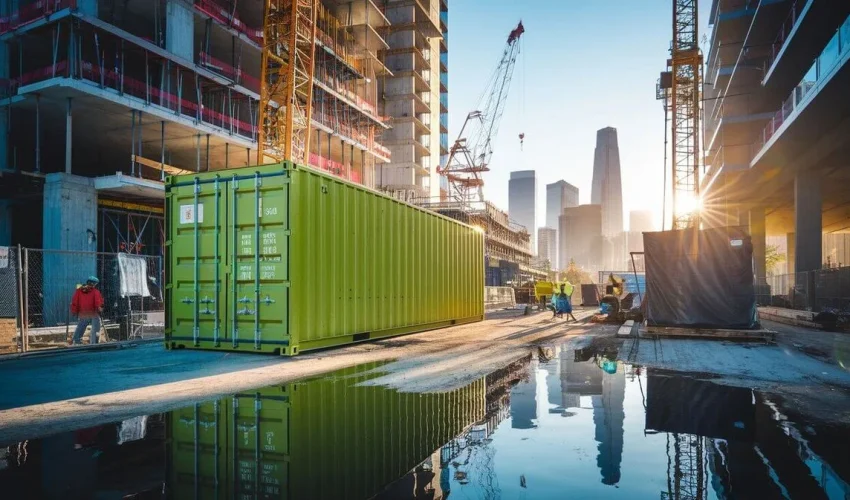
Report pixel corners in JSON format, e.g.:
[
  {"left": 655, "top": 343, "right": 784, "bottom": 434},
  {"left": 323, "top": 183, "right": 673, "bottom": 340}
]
[{"left": 674, "top": 193, "right": 702, "bottom": 217}]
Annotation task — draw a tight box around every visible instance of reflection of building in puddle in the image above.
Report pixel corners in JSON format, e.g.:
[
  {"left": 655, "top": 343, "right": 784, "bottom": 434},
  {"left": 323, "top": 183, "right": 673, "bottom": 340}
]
[
  {"left": 592, "top": 360, "right": 625, "bottom": 486},
  {"left": 510, "top": 355, "right": 539, "bottom": 429}
]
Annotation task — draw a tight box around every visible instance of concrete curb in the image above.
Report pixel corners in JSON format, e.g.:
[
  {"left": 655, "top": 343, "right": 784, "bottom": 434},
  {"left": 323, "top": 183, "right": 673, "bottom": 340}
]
[{"left": 0, "top": 337, "right": 163, "bottom": 363}]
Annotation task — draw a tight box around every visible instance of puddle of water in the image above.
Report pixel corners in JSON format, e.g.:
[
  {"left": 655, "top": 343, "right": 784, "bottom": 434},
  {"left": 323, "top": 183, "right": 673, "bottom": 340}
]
[{"left": 2, "top": 341, "right": 850, "bottom": 499}]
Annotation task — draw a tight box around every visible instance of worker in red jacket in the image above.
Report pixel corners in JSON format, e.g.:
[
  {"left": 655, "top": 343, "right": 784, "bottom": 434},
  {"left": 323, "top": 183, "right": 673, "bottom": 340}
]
[{"left": 70, "top": 276, "right": 105, "bottom": 345}]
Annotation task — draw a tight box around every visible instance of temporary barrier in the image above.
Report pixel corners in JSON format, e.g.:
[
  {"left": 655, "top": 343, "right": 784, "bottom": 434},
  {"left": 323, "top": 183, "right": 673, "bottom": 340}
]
[
  {"left": 166, "top": 363, "right": 486, "bottom": 498},
  {"left": 165, "top": 161, "right": 485, "bottom": 355},
  {"left": 484, "top": 286, "right": 516, "bottom": 310}
]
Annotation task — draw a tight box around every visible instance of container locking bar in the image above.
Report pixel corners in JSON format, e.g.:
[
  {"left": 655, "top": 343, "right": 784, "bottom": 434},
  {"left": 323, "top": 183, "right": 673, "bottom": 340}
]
[
  {"left": 213, "top": 176, "right": 221, "bottom": 346},
  {"left": 231, "top": 176, "right": 239, "bottom": 348},
  {"left": 193, "top": 178, "right": 201, "bottom": 347},
  {"left": 253, "top": 172, "right": 262, "bottom": 350}
]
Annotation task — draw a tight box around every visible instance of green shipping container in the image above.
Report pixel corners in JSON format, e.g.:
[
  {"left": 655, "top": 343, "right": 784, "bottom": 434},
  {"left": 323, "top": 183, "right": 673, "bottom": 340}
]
[
  {"left": 165, "top": 362, "right": 487, "bottom": 499},
  {"left": 165, "top": 161, "right": 484, "bottom": 355}
]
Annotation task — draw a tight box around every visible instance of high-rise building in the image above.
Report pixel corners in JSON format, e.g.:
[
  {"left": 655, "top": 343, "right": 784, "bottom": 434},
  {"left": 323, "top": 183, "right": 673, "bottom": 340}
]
[
  {"left": 559, "top": 204, "right": 603, "bottom": 272},
  {"left": 537, "top": 227, "right": 557, "bottom": 269},
  {"left": 591, "top": 127, "right": 624, "bottom": 238},
  {"left": 378, "top": 0, "right": 446, "bottom": 202},
  {"left": 546, "top": 180, "right": 579, "bottom": 269},
  {"left": 509, "top": 170, "right": 537, "bottom": 253}
]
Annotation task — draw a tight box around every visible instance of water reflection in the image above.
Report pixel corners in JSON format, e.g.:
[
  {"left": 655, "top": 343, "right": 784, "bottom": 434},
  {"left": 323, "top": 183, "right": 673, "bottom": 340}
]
[{"left": 3, "top": 341, "right": 850, "bottom": 499}]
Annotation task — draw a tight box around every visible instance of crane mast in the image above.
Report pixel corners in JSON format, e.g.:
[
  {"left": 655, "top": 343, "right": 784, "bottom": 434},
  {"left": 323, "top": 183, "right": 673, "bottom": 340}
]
[
  {"left": 669, "top": 0, "right": 702, "bottom": 229},
  {"left": 258, "top": 0, "right": 318, "bottom": 164},
  {"left": 439, "top": 21, "right": 525, "bottom": 204}
]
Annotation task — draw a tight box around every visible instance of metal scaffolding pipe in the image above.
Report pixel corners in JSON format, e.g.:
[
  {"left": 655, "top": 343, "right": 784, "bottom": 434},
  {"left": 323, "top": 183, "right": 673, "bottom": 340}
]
[
  {"left": 160, "top": 121, "right": 166, "bottom": 181},
  {"left": 65, "top": 98, "right": 72, "bottom": 174}
]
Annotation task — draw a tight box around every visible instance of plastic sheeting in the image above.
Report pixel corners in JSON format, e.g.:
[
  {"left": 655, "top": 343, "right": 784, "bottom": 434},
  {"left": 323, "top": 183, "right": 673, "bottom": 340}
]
[
  {"left": 644, "top": 227, "right": 759, "bottom": 329},
  {"left": 117, "top": 253, "right": 151, "bottom": 298}
]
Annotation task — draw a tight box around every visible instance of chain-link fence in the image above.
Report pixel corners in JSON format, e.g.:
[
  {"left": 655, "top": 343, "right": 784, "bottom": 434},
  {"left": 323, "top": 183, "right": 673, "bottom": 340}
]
[
  {"left": 8, "top": 248, "right": 164, "bottom": 353},
  {"left": 0, "top": 246, "right": 23, "bottom": 353}
]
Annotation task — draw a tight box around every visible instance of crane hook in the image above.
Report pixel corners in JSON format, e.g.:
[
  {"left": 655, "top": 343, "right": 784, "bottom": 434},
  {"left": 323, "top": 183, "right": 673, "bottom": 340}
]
[{"left": 519, "top": 133, "right": 525, "bottom": 151}]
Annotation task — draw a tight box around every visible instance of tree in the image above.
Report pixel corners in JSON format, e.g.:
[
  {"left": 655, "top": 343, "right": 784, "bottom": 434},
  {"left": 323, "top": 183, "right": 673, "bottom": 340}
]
[
  {"left": 564, "top": 258, "right": 593, "bottom": 285},
  {"left": 765, "top": 244, "right": 785, "bottom": 276}
]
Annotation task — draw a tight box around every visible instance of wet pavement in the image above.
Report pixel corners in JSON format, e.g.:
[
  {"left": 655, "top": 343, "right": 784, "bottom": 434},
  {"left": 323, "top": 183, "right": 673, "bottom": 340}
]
[{"left": 2, "top": 338, "right": 850, "bottom": 499}]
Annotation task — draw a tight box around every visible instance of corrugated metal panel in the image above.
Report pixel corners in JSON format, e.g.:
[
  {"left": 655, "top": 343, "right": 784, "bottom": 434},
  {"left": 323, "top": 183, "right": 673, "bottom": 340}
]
[
  {"left": 166, "top": 363, "right": 486, "bottom": 498},
  {"left": 166, "top": 162, "right": 484, "bottom": 355}
]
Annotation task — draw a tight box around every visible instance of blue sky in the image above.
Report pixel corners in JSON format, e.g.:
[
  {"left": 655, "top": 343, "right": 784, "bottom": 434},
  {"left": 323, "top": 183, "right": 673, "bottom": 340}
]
[{"left": 446, "top": 0, "right": 710, "bottom": 231}]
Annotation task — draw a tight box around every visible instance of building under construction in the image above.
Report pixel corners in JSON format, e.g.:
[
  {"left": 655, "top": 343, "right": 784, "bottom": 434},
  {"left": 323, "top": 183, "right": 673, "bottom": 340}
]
[
  {"left": 417, "top": 199, "right": 543, "bottom": 286},
  {"left": 0, "top": 0, "right": 447, "bottom": 257}
]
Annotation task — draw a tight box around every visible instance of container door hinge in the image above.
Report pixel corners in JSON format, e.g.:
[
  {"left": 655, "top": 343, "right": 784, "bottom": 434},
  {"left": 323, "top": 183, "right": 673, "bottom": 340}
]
[
  {"left": 238, "top": 296, "right": 253, "bottom": 304},
  {"left": 181, "top": 297, "right": 194, "bottom": 304},
  {"left": 238, "top": 307, "right": 256, "bottom": 315},
  {"left": 262, "top": 295, "right": 276, "bottom": 305},
  {"left": 200, "top": 296, "right": 215, "bottom": 304},
  {"left": 201, "top": 308, "right": 215, "bottom": 315},
  {"left": 284, "top": 230, "right": 292, "bottom": 236}
]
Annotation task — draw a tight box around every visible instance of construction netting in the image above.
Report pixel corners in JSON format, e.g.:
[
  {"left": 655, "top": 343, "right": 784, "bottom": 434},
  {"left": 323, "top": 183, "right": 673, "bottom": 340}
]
[{"left": 643, "top": 226, "right": 759, "bottom": 329}]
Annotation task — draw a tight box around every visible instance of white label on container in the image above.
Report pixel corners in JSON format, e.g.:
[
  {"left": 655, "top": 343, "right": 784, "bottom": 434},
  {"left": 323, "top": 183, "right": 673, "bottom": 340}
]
[
  {"left": 730, "top": 239, "right": 743, "bottom": 247},
  {"left": 0, "top": 247, "right": 8, "bottom": 268},
  {"left": 180, "top": 204, "right": 204, "bottom": 224}
]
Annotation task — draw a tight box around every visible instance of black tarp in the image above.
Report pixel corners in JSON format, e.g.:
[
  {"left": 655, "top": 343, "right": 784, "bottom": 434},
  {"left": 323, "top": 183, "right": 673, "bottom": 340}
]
[{"left": 643, "top": 226, "right": 759, "bottom": 329}]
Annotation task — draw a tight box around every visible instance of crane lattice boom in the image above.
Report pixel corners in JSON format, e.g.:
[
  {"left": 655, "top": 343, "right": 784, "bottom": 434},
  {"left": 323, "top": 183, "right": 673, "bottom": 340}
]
[
  {"left": 258, "top": 0, "right": 318, "bottom": 164},
  {"left": 439, "top": 21, "right": 525, "bottom": 204}
]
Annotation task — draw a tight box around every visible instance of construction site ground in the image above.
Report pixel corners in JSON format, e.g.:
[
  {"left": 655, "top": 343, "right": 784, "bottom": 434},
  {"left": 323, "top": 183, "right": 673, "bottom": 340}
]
[{"left": 1, "top": 308, "right": 849, "bottom": 445}]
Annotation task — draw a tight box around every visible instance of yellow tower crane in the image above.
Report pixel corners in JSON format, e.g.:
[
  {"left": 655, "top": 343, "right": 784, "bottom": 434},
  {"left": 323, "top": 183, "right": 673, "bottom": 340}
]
[
  {"left": 657, "top": 0, "right": 703, "bottom": 230},
  {"left": 258, "top": 0, "right": 318, "bottom": 164}
]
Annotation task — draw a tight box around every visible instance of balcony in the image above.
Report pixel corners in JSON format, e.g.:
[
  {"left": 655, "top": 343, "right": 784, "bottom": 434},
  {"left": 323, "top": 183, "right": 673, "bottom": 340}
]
[
  {"left": 383, "top": 0, "right": 441, "bottom": 38},
  {"left": 754, "top": 13, "right": 850, "bottom": 167},
  {"left": 763, "top": 1, "right": 850, "bottom": 98}
]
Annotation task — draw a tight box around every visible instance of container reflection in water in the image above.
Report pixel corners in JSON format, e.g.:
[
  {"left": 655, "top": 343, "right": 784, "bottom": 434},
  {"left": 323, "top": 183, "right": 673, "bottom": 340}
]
[{"left": 166, "top": 361, "right": 489, "bottom": 499}]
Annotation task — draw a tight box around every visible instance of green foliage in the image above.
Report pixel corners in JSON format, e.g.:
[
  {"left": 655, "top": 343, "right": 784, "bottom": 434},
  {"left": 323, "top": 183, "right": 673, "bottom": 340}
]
[{"left": 765, "top": 244, "right": 785, "bottom": 276}]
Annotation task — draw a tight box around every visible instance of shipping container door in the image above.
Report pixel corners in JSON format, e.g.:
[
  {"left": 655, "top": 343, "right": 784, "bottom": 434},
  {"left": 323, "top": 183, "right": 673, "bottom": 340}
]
[
  {"left": 228, "top": 391, "right": 290, "bottom": 498},
  {"left": 167, "top": 400, "right": 227, "bottom": 499},
  {"left": 226, "top": 171, "right": 290, "bottom": 352},
  {"left": 169, "top": 177, "right": 228, "bottom": 347}
]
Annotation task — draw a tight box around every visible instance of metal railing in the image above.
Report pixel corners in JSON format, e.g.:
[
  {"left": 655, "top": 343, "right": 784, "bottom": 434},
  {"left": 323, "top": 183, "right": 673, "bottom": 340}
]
[
  {"left": 759, "top": 13, "right": 850, "bottom": 148},
  {"left": 1, "top": 247, "right": 164, "bottom": 354},
  {"left": 757, "top": 266, "right": 850, "bottom": 312}
]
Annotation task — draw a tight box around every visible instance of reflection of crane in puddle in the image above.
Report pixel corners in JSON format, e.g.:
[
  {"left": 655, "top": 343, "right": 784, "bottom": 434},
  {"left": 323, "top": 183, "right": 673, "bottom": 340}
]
[{"left": 662, "top": 433, "right": 708, "bottom": 500}]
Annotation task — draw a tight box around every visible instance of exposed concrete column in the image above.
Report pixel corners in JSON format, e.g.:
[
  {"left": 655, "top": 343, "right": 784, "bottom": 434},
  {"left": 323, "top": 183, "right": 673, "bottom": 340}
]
[
  {"left": 65, "top": 98, "right": 72, "bottom": 174},
  {"left": 748, "top": 207, "right": 766, "bottom": 280},
  {"left": 794, "top": 173, "right": 822, "bottom": 273},
  {"left": 0, "top": 201, "right": 11, "bottom": 246},
  {"left": 0, "top": 39, "right": 8, "bottom": 171},
  {"left": 786, "top": 233, "right": 796, "bottom": 275},
  {"left": 42, "top": 174, "right": 97, "bottom": 325},
  {"left": 165, "top": 0, "right": 194, "bottom": 61}
]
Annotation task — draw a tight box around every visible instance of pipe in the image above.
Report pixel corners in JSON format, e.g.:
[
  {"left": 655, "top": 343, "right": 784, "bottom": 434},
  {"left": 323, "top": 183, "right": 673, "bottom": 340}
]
[
  {"left": 130, "top": 110, "right": 136, "bottom": 176},
  {"left": 65, "top": 98, "right": 72, "bottom": 174},
  {"left": 35, "top": 95, "right": 40, "bottom": 173},
  {"left": 160, "top": 121, "right": 166, "bottom": 181}
]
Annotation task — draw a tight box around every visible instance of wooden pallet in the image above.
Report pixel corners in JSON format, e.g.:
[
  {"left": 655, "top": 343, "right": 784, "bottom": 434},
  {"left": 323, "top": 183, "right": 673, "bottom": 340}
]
[{"left": 643, "top": 325, "right": 774, "bottom": 341}]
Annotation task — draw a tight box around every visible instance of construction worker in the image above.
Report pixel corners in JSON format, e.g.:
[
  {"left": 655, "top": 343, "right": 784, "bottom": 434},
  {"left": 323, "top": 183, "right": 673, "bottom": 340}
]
[
  {"left": 70, "top": 276, "right": 104, "bottom": 345},
  {"left": 551, "top": 283, "right": 577, "bottom": 322}
]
